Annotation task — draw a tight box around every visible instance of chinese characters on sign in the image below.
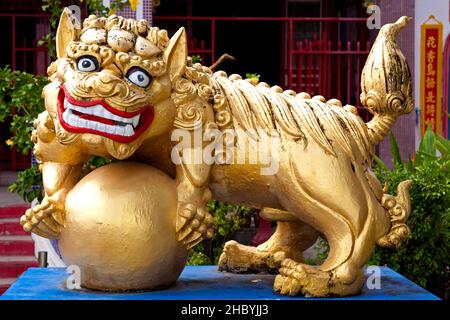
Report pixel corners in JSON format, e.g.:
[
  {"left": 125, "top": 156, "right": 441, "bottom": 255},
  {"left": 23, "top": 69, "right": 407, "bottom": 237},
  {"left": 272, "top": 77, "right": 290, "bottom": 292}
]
[{"left": 420, "top": 16, "right": 443, "bottom": 135}]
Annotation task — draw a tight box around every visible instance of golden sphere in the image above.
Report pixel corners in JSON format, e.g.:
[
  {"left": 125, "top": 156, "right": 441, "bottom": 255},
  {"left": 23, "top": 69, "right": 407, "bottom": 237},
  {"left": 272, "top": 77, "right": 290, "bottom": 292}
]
[{"left": 58, "top": 162, "right": 188, "bottom": 291}]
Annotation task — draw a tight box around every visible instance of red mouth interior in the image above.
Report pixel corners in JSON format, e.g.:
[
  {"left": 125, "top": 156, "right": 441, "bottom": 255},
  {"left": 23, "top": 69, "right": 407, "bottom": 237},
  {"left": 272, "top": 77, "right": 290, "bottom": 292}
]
[{"left": 57, "top": 85, "right": 154, "bottom": 143}]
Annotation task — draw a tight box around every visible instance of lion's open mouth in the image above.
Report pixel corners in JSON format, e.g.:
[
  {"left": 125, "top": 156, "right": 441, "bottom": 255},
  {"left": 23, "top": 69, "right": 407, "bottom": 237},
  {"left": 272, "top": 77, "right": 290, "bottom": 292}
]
[{"left": 57, "top": 85, "right": 154, "bottom": 143}]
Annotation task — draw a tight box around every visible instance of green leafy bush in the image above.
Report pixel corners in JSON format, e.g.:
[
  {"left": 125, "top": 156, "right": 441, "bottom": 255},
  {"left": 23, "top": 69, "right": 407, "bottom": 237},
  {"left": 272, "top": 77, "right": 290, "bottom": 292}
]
[
  {"left": 245, "top": 73, "right": 260, "bottom": 83},
  {"left": 8, "top": 164, "right": 44, "bottom": 203},
  {"left": 0, "top": 66, "right": 48, "bottom": 154},
  {"left": 187, "top": 200, "right": 256, "bottom": 265},
  {"left": 0, "top": 66, "right": 47, "bottom": 202},
  {"left": 369, "top": 126, "right": 450, "bottom": 299},
  {"left": 191, "top": 55, "right": 202, "bottom": 64},
  {"left": 187, "top": 244, "right": 212, "bottom": 266}
]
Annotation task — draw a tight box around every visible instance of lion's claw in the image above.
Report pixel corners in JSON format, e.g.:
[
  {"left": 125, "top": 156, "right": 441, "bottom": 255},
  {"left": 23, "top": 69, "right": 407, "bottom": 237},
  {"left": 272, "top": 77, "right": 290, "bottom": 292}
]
[
  {"left": 176, "top": 202, "right": 215, "bottom": 250},
  {"left": 20, "top": 198, "right": 65, "bottom": 239}
]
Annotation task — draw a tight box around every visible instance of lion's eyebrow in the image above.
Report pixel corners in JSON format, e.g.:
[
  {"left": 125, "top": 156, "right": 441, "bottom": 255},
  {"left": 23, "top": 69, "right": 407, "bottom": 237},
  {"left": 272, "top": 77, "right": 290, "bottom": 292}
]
[
  {"left": 109, "top": 55, "right": 127, "bottom": 75},
  {"left": 103, "top": 62, "right": 123, "bottom": 76}
]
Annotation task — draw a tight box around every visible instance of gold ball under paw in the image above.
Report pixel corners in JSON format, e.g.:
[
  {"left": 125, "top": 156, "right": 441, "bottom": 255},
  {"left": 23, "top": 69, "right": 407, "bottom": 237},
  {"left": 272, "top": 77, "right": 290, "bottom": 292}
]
[{"left": 58, "top": 162, "right": 188, "bottom": 291}]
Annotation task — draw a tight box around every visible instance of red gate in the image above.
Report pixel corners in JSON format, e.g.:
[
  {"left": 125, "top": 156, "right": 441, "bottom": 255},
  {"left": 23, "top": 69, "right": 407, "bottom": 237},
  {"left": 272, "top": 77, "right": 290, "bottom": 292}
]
[
  {"left": 292, "top": 34, "right": 371, "bottom": 105},
  {"left": 154, "top": 16, "right": 371, "bottom": 114}
]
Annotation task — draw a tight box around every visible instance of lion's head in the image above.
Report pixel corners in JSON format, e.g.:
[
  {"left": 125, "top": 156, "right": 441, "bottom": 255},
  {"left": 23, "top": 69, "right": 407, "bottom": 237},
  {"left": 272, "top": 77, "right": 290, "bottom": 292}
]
[{"left": 44, "top": 8, "right": 189, "bottom": 159}]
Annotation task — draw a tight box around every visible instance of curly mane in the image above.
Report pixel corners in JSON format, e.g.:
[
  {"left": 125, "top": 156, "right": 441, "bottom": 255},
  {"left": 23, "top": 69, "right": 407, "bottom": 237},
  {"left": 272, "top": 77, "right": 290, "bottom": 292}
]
[{"left": 172, "top": 60, "right": 373, "bottom": 164}]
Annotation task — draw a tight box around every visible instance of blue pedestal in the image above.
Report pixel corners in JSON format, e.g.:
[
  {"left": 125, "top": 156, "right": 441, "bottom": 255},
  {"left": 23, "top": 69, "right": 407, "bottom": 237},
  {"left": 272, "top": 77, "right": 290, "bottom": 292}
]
[{"left": 0, "top": 266, "right": 439, "bottom": 300}]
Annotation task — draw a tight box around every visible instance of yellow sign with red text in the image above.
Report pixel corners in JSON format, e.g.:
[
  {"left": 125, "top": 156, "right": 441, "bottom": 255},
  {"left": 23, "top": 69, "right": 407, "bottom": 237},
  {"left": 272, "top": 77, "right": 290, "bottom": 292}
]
[{"left": 420, "top": 16, "right": 443, "bottom": 135}]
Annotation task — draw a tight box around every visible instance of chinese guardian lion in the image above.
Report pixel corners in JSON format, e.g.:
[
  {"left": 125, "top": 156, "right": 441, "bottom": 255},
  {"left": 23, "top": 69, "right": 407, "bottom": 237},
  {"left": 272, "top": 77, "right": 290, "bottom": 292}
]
[{"left": 21, "top": 8, "right": 414, "bottom": 297}]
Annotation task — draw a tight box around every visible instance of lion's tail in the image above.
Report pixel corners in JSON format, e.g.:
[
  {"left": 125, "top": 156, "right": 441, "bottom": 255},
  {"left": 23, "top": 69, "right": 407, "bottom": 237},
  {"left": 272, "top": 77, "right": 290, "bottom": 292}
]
[
  {"left": 360, "top": 16, "right": 414, "bottom": 147},
  {"left": 377, "top": 179, "right": 413, "bottom": 248}
]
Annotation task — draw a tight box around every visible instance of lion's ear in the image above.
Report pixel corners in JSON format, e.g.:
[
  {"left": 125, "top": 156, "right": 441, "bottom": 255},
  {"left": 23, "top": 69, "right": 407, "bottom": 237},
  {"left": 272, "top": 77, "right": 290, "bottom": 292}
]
[
  {"left": 56, "top": 7, "right": 80, "bottom": 59},
  {"left": 163, "top": 27, "right": 187, "bottom": 81}
]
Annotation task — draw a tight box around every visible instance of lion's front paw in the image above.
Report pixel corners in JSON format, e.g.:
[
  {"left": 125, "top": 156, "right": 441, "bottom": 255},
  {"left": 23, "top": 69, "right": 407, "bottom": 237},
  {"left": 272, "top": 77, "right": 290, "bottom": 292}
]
[
  {"left": 176, "top": 202, "right": 215, "bottom": 249},
  {"left": 20, "top": 198, "right": 65, "bottom": 239}
]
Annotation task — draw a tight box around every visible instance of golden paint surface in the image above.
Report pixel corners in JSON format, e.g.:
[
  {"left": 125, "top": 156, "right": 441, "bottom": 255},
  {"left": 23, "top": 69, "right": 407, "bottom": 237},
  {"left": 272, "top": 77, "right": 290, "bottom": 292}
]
[{"left": 59, "top": 162, "right": 187, "bottom": 290}]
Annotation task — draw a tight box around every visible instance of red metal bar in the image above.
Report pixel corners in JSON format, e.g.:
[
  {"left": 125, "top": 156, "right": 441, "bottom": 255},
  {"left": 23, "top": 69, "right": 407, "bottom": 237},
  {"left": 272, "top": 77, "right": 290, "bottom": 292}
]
[
  {"left": 356, "top": 41, "right": 361, "bottom": 107},
  {"left": 45, "top": 48, "right": 48, "bottom": 71},
  {"left": 189, "top": 49, "right": 213, "bottom": 54},
  {"left": 292, "top": 50, "right": 369, "bottom": 55},
  {"left": 280, "top": 19, "right": 286, "bottom": 86},
  {"left": 11, "top": 15, "right": 16, "bottom": 171},
  {"left": 337, "top": 41, "right": 341, "bottom": 100},
  {"left": 12, "top": 15, "right": 16, "bottom": 70},
  {"left": 211, "top": 18, "right": 215, "bottom": 63},
  {"left": 320, "top": 35, "right": 325, "bottom": 97},
  {"left": 200, "top": 40, "right": 205, "bottom": 63},
  {"left": 34, "top": 39, "right": 38, "bottom": 75},
  {"left": 14, "top": 48, "right": 48, "bottom": 52},
  {"left": 312, "top": 34, "right": 317, "bottom": 95},
  {"left": 307, "top": 40, "right": 312, "bottom": 95},
  {"left": 347, "top": 41, "right": 351, "bottom": 103},
  {"left": 22, "top": 38, "right": 27, "bottom": 72},
  {"left": 303, "top": 39, "right": 311, "bottom": 94},
  {"left": 154, "top": 16, "right": 368, "bottom": 22},
  {"left": 0, "top": 13, "right": 50, "bottom": 17},
  {"left": 296, "top": 41, "right": 302, "bottom": 92},
  {"left": 288, "top": 19, "right": 293, "bottom": 89},
  {"left": 327, "top": 41, "right": 331, "bottom": 99}
]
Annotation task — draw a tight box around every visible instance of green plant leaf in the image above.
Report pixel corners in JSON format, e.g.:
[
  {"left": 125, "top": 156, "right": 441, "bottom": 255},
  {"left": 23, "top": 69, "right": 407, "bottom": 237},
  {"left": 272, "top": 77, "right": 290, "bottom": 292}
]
[
  {"left": 389, "top": 131, "right": 402, "bottom": 168},
  {"left": 434, "top": 133, "right": 450, "bottom": 156},
  {"left": 8, "top": 165, "right": 43, "bottom": 203},
  {"left": 373, "top": 154, "right": 390, "bottom": 172},
  {"left": 419, "top": 124, "right": 436, "bottom": 156},
  {"left": 245, "top": 73, "right": 261, "bottom": 82},
  {"left": 191, "top": 55, "right": 202, "bottom": 64}
]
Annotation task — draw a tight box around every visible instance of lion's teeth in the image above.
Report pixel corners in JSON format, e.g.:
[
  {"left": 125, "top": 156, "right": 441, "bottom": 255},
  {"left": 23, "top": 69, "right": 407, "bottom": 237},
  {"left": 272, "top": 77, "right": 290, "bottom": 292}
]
[
  {"left": 125, "top": 124, "right": 134, "bottom": 136},
  {"left": 114, "top": 125, "right": 125, "bottom": 136},
  {"left": 63, "top": 98, "right": 138, "bottom": 137},
  {"left": 63, "top": 108, "right": 71, "bottom": 123},
  {"left": 66, "top": 100, "right": 138, "bottom": 124},
  {"left": 132, "top": 115, "right": 140, "bottom": 128},
  {"left": 105, "top": 125, "right": 115, "bottom": 134}
]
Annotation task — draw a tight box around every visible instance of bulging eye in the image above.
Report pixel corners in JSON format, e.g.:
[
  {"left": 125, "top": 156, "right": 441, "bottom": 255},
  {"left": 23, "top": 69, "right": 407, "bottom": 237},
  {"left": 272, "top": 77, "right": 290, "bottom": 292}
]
[
  {"left": 126, "top": 67, "right": 152, "bottom": 89},
  {"left": 77, "top": 56, "right": 99, "bottom": 72}
]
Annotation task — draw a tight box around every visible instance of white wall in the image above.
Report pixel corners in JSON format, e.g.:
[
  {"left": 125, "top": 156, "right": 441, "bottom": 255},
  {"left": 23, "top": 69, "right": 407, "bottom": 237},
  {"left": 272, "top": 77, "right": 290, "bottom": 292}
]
[{"left": 414, "top": 0, "right": 450, "bottom": 146}]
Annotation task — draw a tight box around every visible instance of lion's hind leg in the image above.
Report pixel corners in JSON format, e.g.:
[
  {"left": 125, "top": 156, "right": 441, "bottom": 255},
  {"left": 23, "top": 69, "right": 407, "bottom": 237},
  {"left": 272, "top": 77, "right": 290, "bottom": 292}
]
[
  {"left": 273, "top": 258, "right": 366, "bottom": 297},
  {"left": 273, "top": 142, "right": 391, "bottom": 296},
  {"left": 218, "top": 218, "right": 319, "bottom": 273},
  {"left": 273, "top": 179, "right": 390, "bottom": 297}
]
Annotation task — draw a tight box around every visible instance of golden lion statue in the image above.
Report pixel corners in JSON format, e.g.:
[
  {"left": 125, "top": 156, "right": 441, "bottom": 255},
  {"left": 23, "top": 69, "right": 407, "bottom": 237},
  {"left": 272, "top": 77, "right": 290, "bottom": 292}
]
[{"left": 21, "top": 8, "right": 413, "bottom": 297}]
